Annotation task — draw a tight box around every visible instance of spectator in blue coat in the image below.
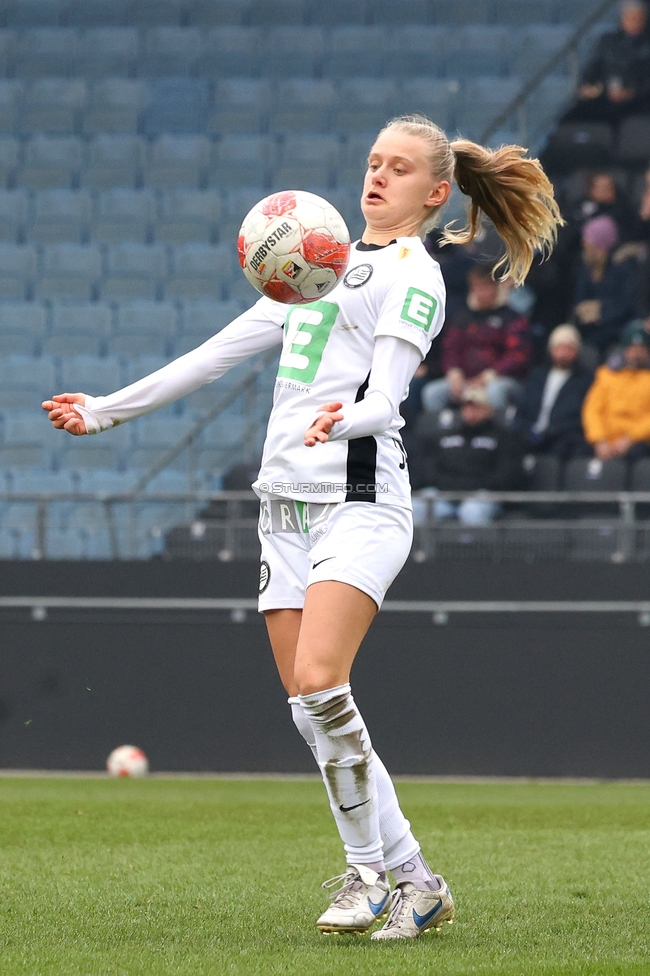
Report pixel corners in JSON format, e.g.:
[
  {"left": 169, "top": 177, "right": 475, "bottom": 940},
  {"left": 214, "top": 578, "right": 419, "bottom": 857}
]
[{"left": 514, "top": 325, "right": 593, "bottom": 459}]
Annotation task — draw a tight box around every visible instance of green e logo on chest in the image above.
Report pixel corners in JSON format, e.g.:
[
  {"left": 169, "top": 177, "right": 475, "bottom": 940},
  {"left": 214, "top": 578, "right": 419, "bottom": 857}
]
[{"left": 277, "top": 300, "right": 339, "bottom": 384}]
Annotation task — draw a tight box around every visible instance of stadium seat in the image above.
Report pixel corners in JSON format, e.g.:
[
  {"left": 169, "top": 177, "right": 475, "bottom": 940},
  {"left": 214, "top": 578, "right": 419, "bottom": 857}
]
[
  {"left": 165, "top": 242, "right": 232, "bottom": 299},
  {"left": 544, "top": 122, "right": 614, "bottom": 171},
  {"left": 394, "top": 77, "right": 461, "bottom": 130},
  {"left": 14, "top": 28, "right": 79, "bottom": 78},
  {"left": 140, "top": 469, "right": 192, "bottom": 493},
  {"left": 139, "top": 27, "right": 205, "bottom": 76},
  {"left": 155, "top": 189, "right": 222, "bottom": 243},
  {"left": 136, "top": 415, "right": 198, "bottom": 447},
  {"left": 529, "top": 75, "right": 573, "bottom": 132},
  {"left": 82, "top": 134, "right": 145, "bottom": 190},
  {"left": 112, "top": 299, "right": 178, "bottom": 356},
  {"left": 19, "top": 135, "right": 83, "bottom": 190},
  {"left": 0, "top": 353, "right": 56, "bottom": 395},
  {"left": 21, "top": 80, "right": 88, "bottom": 136},
  {"left": 324, "top": 27, "right": 387, "bottom": 79},
  {"left": 274, "top": 134, "right": 340, "bottom": 188},
  {"left": 37, "top": 243, "right": 103, "bottom": 300},
  {"left": 103, "top": 242, "right": 167, "bottom": 300},
  {"left": 28, "top": 190, "right": 92, "bottom": 244},
  {"left": 190, "top": 0, "right": 250, "bottom": 28},
  {"left": 179, "top": 298, "right": 242, "bottom": 338},
  {"left": 338, "top": 133, "right": 374, "bottom": 185},
  {"left": 4, "top": 412, "right": 48, "bottom": 446},
  {"left": 83, "top": 79, "right": 151, "bottom": 135},
  {"left": 513, "top": 25, "right": 573, "bottom": 79},
  {"left": 0, "top": 32, "right": 17, "bottom": 77},
  {"left": 129, "top": 0, "right": 187, "bottom": 27},
  {"left": 197, "top": 26, "right": 261, "bottom": 77},
  {"left": 246, "top": 0, "right": 308, "bottom": 27},
  {"left": 525, "top": 453, "right": 562, "bottom": 491},
  {"left": 0, "top": 189, "right": 28, "bottom": 242},
  {"left": 617, "top": 115, "right": 650, "bottom": 164},
  {"left": 269, "top": 80, "right": 336, "bottom": 135},
  {"left": 564, "top": 457, "right": 627, "bottom": 493},
  {"left": 372, "top": 0, "right": 430, "bottom": 25},
  {"left": 387, "top": 27, "right": 450, "bottom": 79},
  {"left": 121, "top": 355, "right": 170, "bottom": 386},
  {"left": 264, "top": 27, "right": 326, "bottom": 78},
  {"left": 493, "top": 0, "right": 556, "bottom": 26},
  {"left": 0, "top": 301, "right": 47, "bottom": 354},
  {"left": 141, "top": 78, "right": 211, "bottom": 136},
  {"left": 432, "top": 0, "right": 493, "bottom": 25},
  {"left": 60, "top": 355, "right": 122, "bottom": 396},
  {"left": 210, "top": 135, "right": 276, "bottom": 189},
  {"left": 11, "top": 470, "right": 77, "bottom": 493},
  {"left": 0, "top": 445, "right": 46, "bottom": 471},
  {"left": 0, "top": 137, "right": 20, "bottom": 188},
  {"left": 65, "top": 0, "right": 130, "bottom": 27},
  {"left": 46, "top": 300, "right": 113, "bottom": 356},
  {"left": 332, "top": 78, "right": 395, "bottom": 135},
  {"left": 143, "top": 134, "right": 211, "bottom": 188},
  {"left": 0, "top": 81, "right": 24, "bottom": 135},
  {"left": 74, "top": 28, "right": 139, "bottom": 77},
  {"left": 0, "top": 243, "right": 37, "bottom": 299},
  {"left": 61, "top": 442, "right": 118, "bottom": 472},
  {"left": 92, "top": 188, "right": 156, "bottom": 243},
  {"left": 75, "top": 470, "right": 133, "bottom": 493},
  {"left": 208, "top": 79, "right": 272, "bottom": 135},
  {"left": 447, "top": 27, "right": 510, "bottom": 78},
  {"left": 307, "top": 0, "right": 369, "bottom": 27},
  {"left": 461, "top": 77, "right": 523, "bottom": 137},
  {"left": 630, "top": 458, "right": 650, "bottom": 491}
]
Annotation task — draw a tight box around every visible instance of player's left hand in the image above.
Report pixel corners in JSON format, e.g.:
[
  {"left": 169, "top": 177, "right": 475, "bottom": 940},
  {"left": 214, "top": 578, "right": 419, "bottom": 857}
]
[{"left": 304, "top": 401, "right": 344, "bottom": 447}]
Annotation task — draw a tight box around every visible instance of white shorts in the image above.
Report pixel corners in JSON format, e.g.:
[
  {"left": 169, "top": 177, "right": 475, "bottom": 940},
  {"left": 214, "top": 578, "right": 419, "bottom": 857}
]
[{"left": 257, "top": 495, "right": 413, "bottom": 613}]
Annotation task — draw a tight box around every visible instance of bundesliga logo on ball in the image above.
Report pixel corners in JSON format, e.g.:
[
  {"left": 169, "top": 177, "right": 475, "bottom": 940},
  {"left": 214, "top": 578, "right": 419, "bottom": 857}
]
[{"left": 237, "top": 190, "right": 351, "bottom": 305}]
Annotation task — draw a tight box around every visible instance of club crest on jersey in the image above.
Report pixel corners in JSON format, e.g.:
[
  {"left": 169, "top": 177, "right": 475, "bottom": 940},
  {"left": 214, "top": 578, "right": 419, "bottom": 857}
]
[
  {"left": 343, "top": 264, "right": 373, "bottom": 288},
  {"left": 259, "top": 560, "right": 271, "bottom": 594}
]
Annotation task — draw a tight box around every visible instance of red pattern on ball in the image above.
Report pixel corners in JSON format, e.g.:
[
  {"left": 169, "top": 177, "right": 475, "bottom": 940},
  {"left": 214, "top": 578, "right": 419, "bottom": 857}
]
[
  {"left": 261, "top": 191, "right": 297, "bottom": 218},
  {"left": 263, "top": 277, "right": 303, "bottom": 304},
  {"left": 236, "top": 234, "right": 246, "bottom": 268}
]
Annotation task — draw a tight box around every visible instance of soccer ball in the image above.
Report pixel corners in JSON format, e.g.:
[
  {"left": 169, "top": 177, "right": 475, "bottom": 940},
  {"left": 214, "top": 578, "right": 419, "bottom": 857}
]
[
  {"left": 106, "top": 745, "right": 149, "bottom": 778},
  {"left": 237, "top": 190, "right": 351, "bottom": 304}
]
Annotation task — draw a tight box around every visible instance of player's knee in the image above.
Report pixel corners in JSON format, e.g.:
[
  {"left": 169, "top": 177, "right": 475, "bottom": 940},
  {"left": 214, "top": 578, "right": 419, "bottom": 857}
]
[{"left": 294, "top": 667, "right": 345, "bottom": 697}]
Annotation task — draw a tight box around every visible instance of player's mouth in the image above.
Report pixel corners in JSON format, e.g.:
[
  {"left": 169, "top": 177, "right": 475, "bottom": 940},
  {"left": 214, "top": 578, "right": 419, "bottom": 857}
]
[{"left": 365, "top": 191, "right": 385, "bottom": 203}]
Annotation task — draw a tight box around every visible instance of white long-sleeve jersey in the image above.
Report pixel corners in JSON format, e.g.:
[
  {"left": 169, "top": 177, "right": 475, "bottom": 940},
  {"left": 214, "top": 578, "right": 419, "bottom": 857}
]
[{"left": 76, "top": 236, "right": 446, "bottom": 508}]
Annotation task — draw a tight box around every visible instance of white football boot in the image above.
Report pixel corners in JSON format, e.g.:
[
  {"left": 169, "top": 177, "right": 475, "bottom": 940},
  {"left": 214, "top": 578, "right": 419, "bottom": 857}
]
[
  {"left": 370, "top": 877, "right": 455, "bottom": 940},
  {"left": 316, "top": 864, "right": 391, "bottom": 934}
]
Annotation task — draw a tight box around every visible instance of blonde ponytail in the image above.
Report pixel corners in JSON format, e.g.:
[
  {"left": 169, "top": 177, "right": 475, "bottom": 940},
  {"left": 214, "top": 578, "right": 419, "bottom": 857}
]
[
  {"left": 380, "top": 116, "right": 564, "bottom": 287},
  {"left": 443, "top": 140, "right": 563, "bottom": 286}
]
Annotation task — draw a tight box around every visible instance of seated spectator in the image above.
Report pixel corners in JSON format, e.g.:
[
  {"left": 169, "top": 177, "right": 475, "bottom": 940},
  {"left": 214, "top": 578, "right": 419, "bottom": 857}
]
[
  {"left": 421, "top": 264, "right": 531, "bottom": 414},
  {"left": 415, "top": 387, "right": 525, "bottom": 527},
  {"left": 582, "top": 320, "right": 650, "bottom": 462},
  {"left": 564, "top": 0, "right": 650, "bottom": 123},
  {"left": 573, "top": 215, "right": 636, "bottom": 354},
  {"left": 514, "top": 324, "right": 593, "bottom": 459},
  {"left": 568, "top": 172, "right": 640, "bottom": 246}
]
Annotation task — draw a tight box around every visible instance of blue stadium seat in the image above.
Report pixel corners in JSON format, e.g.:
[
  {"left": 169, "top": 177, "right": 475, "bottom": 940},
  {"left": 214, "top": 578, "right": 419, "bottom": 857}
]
[
  {"left": 103, "top": 242, "right": 167, "bottom": 300},
  {"left": 387, "top": 27, "right": 450, "bottom": 78},
  {"left": 155, "top": 189, "right": 222, "bottom": 243},
  {"left": 129, "top": 0, "right": 187, "bottom": 27},
  {"left": 4, "top": 411, "right": 48, "bottom": 446},
  {"left": 82, "top": 134, "right": 145, "bottom": 190},
  {"left": 74, "top": 28, "right": 139, "bottom": 77},
  {"left": 512, "top": 25, "right": 573, "bottom": 79},
  {"left": 139, "top": 27, "right": 205, "bottom": 76},
  {"left": 210, "top": 135, "right": 276, "bottom": 188},
  {"left": 264, "top": 28, "right": 326, "bottom": 78},
  {"left": 19, "top": 136, "right": 83, "bottom": 190},
  {"left": 0, "top": 81, "right": 23, "bottom": 135},
  {"left": 197, "top": 27, "right": 261, "bottom": 77},
  {"left": 338, "top": 133, "right": 374, "bottom": 185},
  {"left": 494, "top": 0, "right": 556, "bottom": 27},
  {"left": 45, "top": 300, "right": 112, "bottom": 356},
  {"left": 143, "top": 134, "right": 211, "bottom": 189},
  {"left": 208, "top": 79, "right": 272, "bottom": 135},
  {"left": 0, "top": 138, "right": 20, "bottom": 187},
  {"left": 394, "top": 78, "right": 461, "bottom": 130},
  {"left": 217, "top": 186, "right": 266, "bottom": 240},
  {"left": 447, "top": 26, "right": 510, "bottom": 77},
  {"left": 141, "top": 78, "right": 211, "bottom": 135},
  {"left": 121, "top": 355, "right": 170, "bottom": 386},
  {"left": 274, "top": 133, "right": 340, "bottom": 188},
  {"left": 308, "top": 0, "right": 369, "bottom": 26},
  {"left": 14, "top": 28, "right": 79, "bottom": 78},
  {"left": 83, "top": 79, "right": 151, "bottom": 135},
  {"left": 165, "top": 242, "right": 232, "bottom": 299},
  {"left": 432, "top": 0, "right": 493, "bottom": 25},
  {"left": 112, "top": 299, "right": 178, "bottom": 356},
  {"left": 9, "top": 1, "right": 61, "bottom": 27},
  {"left": 37, "top": 243, "right": 103, "bottom": 300},
  {"left": 0, "top": 301, "right": 47, "bottom": 353},
  {"left": 11, "top": 470, "right": 77, "bottom": 493},
  {"left": 92, "top": 188, "right": 156, "bottom": 243},
  {"left": 529, "top": 75, "right": 573, "bottom": 134},
  {"left": 372, "top": 0, "right": 430, "bottom": 25},
  {"left": 324, "top": 27, "right": 387, "bottom": 78},
  {"left": 331, "top": 78, "right": 395, "bottom": 135},
  {"left": 460, "top": 77, "right": 522, "bottom": 138},
  {"left": 0, "top": 31, "right": 16, "bottom": 77},
  {"left": 65, "top": 0, "right": 130, "bottom": 27},
  {"left": 60, "top": 354, "right": 122, "bottom": 396},
  {"left": 140, "top": 469, "right": 192, "bottom": 493},
  {"left": 190, "top": 0, "right": 250, "bottom": 28},
  {"left": 0, "top": 243, "right": 37, "bottom": 299},
  {"left": 75, "top": 470, "right": 132, "bottom": 493},
  {"left": 246, "top": 0, "right": 308, "bottom": 27},
  {"left": 0, "top": 189, "right": 28, "bottom": 242},
  {"left": 21, "top": 80, "right": 88, "bottom": 136},
  {"left": 0, "top": 353, "right": 56, "bottom": 395},
  {"left": 136, "top": 415, "right": 198, "bottom": 447},
  {"left": 28, "top": 190, "right": 92, "bottom": 244},
  {"left": 178, "top": 297, "right": 242, "bottom": 339},
  {"left": 270, "top": 80, "right": 336, "bottom": 134},
  {"left": 60, "top": 441, "right": 119, "bottom": 472}
]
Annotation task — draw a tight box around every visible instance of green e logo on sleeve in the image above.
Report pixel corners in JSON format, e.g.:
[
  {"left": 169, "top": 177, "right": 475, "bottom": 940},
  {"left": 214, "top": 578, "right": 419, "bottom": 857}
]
[
  {"left": 401, "top": 287, "right": 438, "bottom": 332},
  {"left": 277, "top": 300, "right": 339, "bottom": 384}
]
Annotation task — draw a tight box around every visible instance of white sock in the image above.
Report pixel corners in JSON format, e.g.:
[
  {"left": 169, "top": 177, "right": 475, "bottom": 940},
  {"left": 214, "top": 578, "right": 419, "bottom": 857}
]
[
  {"left": 289, "top": 696, "right": 419, "bottom": 870},
  {"left": 392, "top": 851, "right": 442, "bottom": 891},
  {"left": 299, "top": 684, "right": 384, "bottom": 867}
]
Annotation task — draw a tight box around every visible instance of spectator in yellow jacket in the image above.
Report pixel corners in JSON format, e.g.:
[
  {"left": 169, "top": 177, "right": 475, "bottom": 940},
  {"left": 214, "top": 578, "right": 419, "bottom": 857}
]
[{"left": 582, "top": 320, "right": 650, "bottom": 461}]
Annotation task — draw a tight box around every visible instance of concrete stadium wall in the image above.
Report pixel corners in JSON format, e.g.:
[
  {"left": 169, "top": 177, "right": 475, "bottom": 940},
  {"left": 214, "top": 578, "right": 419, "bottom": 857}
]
[{"left": 1, "top": 560, "right": 649, "bottom": 776}]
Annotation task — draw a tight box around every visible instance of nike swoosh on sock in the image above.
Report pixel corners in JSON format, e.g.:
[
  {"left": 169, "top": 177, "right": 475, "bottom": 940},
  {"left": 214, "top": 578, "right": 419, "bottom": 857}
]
[{"left": 339, "top": 798, "right": 371, "bottom": 813}]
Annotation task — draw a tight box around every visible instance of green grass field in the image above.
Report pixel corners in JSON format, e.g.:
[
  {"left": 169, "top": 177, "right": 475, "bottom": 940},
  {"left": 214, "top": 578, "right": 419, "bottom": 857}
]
[{"left": 0, "top": 778, "right": 648, "bottom": 976}]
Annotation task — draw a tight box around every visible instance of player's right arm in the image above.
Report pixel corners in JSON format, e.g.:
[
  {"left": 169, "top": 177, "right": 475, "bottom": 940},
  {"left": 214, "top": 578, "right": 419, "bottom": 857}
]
[{"left": 42, "top": 299, "right": 285, "bottom": 436}]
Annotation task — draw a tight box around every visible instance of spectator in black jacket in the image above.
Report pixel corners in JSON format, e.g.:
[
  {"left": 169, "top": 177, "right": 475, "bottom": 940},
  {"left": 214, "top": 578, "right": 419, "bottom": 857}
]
[
  {"left": 514, "top": 325, "right": 593, "bottom": 459},
  {"left": 414, "top": 387, "right": 524, "bottom": 526},
  {"left": 565, "top": 1, "right": 650, "bottom": 122}
]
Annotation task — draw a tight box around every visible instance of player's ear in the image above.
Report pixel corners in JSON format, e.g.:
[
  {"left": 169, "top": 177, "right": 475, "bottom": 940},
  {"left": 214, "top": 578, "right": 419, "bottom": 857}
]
[{"left": 426, "top": 180, "right": 451, "bottom": 209}]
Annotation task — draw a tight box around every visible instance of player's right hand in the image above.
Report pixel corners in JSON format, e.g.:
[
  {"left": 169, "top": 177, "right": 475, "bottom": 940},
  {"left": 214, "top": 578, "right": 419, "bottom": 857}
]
[{"left": 41, "top": 393, "right": 88, "bottom": 435}]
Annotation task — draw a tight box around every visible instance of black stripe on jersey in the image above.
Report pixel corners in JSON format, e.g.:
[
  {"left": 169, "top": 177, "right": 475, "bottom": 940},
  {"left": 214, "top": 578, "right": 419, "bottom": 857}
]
[{"left": 345, "top": 373, "right": 377, "bottom": 504}]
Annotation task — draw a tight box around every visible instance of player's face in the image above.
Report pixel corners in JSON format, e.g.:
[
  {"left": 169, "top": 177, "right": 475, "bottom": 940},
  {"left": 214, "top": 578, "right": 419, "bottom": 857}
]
[{"left": 361, "top": 130, "right": 450, "bottom": 237}]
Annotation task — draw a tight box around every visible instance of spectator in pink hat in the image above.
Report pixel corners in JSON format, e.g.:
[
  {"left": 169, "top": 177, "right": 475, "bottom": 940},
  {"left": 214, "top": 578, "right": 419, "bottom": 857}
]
[{"left": 573, "top": 214, "right": 637, "bottom": 355}]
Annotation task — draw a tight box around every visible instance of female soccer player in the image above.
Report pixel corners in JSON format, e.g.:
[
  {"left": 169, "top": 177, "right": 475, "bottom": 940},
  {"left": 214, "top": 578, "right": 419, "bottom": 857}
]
[{"left": 43, "top": 116, "right": 561, "bottom": 940}]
